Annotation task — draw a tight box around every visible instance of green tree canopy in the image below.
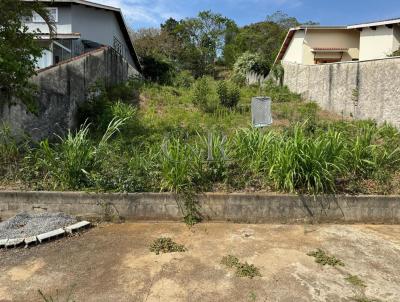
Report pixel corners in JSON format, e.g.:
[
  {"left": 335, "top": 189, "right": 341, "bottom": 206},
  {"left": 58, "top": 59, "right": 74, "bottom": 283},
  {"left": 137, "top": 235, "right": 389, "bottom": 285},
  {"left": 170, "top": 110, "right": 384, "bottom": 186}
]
[{"left": 0, "top": 0, "right": 54, "bottom": 107}]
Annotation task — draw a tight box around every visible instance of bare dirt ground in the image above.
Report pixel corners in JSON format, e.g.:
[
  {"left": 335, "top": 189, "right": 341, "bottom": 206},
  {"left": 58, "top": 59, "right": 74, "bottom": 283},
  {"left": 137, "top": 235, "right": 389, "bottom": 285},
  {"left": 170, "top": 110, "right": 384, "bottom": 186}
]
[{"left": 0, "top": 223, "right": 399, "bottom": 302}]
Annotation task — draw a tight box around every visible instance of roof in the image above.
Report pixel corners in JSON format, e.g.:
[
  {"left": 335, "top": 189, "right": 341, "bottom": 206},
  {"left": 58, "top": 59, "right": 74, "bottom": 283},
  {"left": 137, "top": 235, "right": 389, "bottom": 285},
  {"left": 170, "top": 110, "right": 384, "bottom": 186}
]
[
  {"left": 312, "top": 48, "right": 349, "bottom": 52},
  {"left": 23, "top": 0, "right": 142, "bottom": 72},
  {"left": 348, "top": 17, "right": 400, "bottom": 29}
]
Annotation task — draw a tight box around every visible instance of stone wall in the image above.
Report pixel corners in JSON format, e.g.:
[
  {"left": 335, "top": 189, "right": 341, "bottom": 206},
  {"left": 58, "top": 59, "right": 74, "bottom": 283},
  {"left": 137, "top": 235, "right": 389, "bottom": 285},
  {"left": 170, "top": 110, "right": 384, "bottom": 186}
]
[
  {"left": 1, "top": 191, "right": 400, "bottom": 224},
  {"left": 282, "top": 57, "right": 400, "bottom": 127},
  {"left": 0, "top": 46, "right": 140, "bottom": 141}
]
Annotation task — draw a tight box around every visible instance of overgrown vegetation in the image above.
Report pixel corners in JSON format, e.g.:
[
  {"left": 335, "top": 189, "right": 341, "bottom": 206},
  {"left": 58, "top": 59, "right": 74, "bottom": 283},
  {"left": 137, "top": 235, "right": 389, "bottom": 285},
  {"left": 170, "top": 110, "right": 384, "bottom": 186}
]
[
  {"left": 221, "top": 255, "right": 261, "bottom": 279},
  {"left": 3, "top": 77, "right": 400, "bottom": 200},
  {"left": 149, "top": 237, "right": 187, "bottom": 255},
  {"left": 307, "top": 249, "right": 345, "bottom": 267}
]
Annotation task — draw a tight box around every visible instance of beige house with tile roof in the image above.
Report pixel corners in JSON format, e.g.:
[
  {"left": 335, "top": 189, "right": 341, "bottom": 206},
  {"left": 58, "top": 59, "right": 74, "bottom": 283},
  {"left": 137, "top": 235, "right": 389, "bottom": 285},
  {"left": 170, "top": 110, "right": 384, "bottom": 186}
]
[{"left": 276, "top": 18, "right": 400, "bottom": 65}]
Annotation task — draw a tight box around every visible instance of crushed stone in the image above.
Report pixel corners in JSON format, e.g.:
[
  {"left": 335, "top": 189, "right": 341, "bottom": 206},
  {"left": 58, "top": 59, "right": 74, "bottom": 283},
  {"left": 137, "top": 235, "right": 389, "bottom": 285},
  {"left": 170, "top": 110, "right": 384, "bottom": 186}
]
[{"left": 0, "top": 212, "right": 77, "bottom": 239}]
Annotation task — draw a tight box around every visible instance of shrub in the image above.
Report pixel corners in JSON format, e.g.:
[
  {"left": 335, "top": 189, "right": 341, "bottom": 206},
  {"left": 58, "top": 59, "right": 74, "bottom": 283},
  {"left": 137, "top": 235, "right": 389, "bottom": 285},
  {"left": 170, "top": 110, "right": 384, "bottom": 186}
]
[
  {"left": 191, "top": 76, "right": 218, "bottom": 112},
  {"left": 263, "top": 80, "right": 301, "bottom": 103},
  {"left": 141, "top": 55, "right": 176, "bottom": 84},
  {"left": 107, "top": 77, "right": 143, "bottom": 103},
  {"left": 233, "top": 52, "right": 270, "bottom": 80},
  {"left": 217, "top": 81, "right": 240, "bottom": 108},
  {"left": 173, "top": 70, "right": 195, "bottom": 88}
]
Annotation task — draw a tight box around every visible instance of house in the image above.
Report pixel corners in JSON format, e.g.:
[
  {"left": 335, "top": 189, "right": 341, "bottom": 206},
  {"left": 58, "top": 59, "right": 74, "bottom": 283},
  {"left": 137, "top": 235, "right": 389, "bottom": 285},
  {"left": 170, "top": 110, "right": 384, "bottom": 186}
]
[
  {"left": 22, "top": 0, "right": 141, "bottom": 72},
  {"left": 276, "top": 18, "right": 400, "bottom": 65}
]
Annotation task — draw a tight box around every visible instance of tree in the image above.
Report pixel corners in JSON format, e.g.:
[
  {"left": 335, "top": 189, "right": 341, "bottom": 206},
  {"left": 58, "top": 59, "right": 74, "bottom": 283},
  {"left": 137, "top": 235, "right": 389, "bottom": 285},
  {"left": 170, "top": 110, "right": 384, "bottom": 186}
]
[
  {"left": 223, "top": 11, "right": 314, "bottom": 73},
  {"left": 0, "top": 0, "right": 54, "bottom": 109},
  {"left": 163, "top": 11, "right": 237, "bottom": 77}
]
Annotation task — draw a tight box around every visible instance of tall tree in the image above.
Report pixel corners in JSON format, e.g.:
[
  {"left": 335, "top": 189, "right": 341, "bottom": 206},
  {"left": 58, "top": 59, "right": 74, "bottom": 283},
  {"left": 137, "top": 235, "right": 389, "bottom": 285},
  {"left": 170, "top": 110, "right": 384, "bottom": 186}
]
[
  {"left": 163, "top": 11, "right": 237, "bottom": 77},
  {"left": 0, "top": 0, "right": 54, "bottom": 108}
]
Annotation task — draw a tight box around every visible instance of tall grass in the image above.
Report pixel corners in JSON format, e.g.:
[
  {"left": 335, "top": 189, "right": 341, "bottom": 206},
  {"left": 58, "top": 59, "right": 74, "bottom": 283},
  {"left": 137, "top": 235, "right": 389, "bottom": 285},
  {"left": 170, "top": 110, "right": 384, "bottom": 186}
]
[
  {"left": 269, "top": 126, "right": 346, "bottom": 194},
  {"left": 0, "top": 124, "right": 20, "bottom": 179},
  {"left": 30, "top": 118, "right": 127, "bottom": 190}
]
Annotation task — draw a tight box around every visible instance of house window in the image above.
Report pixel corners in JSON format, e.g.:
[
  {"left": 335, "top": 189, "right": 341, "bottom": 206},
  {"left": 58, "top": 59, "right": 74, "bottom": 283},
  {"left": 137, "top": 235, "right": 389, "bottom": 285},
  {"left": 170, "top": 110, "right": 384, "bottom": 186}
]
[{"left": 32, "top": 7, "right": 58, "bottom": 23}]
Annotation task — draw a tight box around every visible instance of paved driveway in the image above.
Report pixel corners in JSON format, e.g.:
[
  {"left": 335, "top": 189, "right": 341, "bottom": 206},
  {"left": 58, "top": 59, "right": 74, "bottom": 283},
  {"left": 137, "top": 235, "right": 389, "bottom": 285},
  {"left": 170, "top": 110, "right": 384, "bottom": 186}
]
[{"left": 0, "top": 223, "right": 399, "bottom": 302}]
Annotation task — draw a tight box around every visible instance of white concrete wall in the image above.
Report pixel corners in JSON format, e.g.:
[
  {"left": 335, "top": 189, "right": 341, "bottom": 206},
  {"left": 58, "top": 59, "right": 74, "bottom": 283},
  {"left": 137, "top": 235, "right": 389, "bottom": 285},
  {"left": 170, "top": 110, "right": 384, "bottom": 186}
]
[
  {"left": 282, "top": 57, "right": 400, "bottom": 128},
  {"left": 282, "top": 30, "right": 305, "bottom": 64},
  {"left": 25, "top": 6, "right": 72, "bottom": 34},
  {"left": 359, "top": 26, "right": 396, "bottom": 60},
  {"left": 70, "top": 4, "right": 134, "bottom": 66}
]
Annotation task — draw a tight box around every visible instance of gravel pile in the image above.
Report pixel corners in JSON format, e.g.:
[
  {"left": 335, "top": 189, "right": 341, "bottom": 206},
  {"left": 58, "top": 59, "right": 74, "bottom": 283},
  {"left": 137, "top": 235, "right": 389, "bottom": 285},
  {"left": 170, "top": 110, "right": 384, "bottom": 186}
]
[{"left": 0, "top": 212, "right": 77, "bottom": 239}]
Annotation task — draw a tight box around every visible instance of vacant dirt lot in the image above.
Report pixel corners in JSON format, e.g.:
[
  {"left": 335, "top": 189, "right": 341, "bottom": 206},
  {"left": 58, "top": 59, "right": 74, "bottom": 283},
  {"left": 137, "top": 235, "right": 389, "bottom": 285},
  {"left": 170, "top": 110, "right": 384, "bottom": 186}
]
[{"left": 0, "top": 223, "right": 399, "bottom": 302}]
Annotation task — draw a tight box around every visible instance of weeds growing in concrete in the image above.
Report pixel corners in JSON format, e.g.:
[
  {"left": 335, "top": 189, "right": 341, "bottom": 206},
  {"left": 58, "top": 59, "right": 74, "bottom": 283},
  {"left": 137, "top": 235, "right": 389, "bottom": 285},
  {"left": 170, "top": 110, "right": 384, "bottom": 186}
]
[
  {"left": 149, "top": 237, "right": 187, "bottom": 255},
  {"left": 221, "top": 255, "right": 240, "bottom": 268},
  {"left": 345, "top": 274, "right": 366, "bottom": 287},
  {"left": 221, "top": 255, "right": 261, "bottom": 279},
  {"left": 307, "top": 249, "right": 344, "bottom": 267}
]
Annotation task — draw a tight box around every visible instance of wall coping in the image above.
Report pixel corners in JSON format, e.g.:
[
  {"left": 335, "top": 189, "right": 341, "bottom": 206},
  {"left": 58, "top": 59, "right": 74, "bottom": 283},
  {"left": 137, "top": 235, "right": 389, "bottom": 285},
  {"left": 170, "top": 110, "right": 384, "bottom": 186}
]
[
  {"left": 1, "top": 190, "right": 400, "bottom": 198},
  {"left": 282, "top": 55, "right": 400, "bottom": 67}
]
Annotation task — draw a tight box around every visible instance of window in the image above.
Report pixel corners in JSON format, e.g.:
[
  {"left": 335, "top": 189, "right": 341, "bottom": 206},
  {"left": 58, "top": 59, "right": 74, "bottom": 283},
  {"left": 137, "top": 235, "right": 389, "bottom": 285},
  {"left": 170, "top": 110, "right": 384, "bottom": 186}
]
[{"left": 32, "top": 7, "right": 58, "bottom": 23}]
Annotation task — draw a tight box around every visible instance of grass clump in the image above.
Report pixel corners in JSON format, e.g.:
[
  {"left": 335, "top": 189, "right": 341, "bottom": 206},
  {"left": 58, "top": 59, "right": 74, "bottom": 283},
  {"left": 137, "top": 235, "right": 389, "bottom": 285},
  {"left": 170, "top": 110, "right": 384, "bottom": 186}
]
[
  {"left": 307, "top": 248, "right": 344, "bottom": 267},
  {"left": 221, "top": 255, "right": 240, "bottom": 268},
  {"left": 345, "top": 274, "right": 366, "bottom": 287},
  {"left": 221, "top": 255, "right": 261, "bottom": 279},
  {"left": 235, "top": 262, "right": 262, "bottom": 279},
  {"left": 149, "top": 237, "right": 187, "bottom": 255}
]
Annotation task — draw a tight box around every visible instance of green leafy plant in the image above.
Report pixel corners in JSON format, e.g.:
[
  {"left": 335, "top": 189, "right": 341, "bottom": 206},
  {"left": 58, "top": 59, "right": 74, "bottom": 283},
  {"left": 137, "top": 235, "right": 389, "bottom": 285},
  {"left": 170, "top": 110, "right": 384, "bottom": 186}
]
[
  {"left": 149, "top": 237, "right": 187, "bottom": 255},
  {"left": 192, "top": 76, "right": 218, "bottom": 112},
  {"left": 263, "top": 80, "right": 302, "bottom": 103},
  {"left": 221, "top": 255, "right": 261, "bottom": 279},
  {"left": 217, "top": 80, "right": 240, "bottom": 108},
  {"left": 307, "top": 248, "right": 344, "bottom": 267},
  {"left": 221, "top": 255, "right": 240, "bottom": 268}
]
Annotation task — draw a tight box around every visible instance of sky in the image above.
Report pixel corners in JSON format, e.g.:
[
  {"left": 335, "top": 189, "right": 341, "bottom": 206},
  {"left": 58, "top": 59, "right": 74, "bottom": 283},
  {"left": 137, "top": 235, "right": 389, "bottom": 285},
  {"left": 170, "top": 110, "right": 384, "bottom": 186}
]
[{"left": 94, "top": 0, "right": 400, "bottom": 30}]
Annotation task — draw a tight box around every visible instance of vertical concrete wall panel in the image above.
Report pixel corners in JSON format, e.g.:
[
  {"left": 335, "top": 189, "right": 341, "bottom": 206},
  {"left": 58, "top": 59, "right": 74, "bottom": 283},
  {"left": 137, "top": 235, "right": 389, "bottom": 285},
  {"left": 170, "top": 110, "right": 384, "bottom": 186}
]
[
  {"left": 282, "top": 57, "right": 400, "bottom": 127},
  {"left": 0, "top": 47, "right": 138, "bottom": 141}
]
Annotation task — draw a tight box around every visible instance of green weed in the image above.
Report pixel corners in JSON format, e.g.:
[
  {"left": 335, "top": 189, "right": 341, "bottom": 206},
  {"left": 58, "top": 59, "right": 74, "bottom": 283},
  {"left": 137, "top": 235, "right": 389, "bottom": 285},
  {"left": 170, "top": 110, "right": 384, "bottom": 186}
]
[
  {"left": 307, "top": 248, "right": 344, "bottom": 267},
  {"left": 149, "top": 238, "right": 187, "bottom": 255},
  {"left": 221, "top": 255, "right": 261, "bottom": 279},
  {"left": 345, "top": 274, "right": 366, "bottom": 287}
]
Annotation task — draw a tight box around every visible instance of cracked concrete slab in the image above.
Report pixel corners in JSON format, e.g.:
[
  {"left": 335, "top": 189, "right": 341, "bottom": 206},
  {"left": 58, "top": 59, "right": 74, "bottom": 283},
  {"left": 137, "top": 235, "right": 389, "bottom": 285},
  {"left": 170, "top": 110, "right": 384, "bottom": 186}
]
[{"left": 0, "top": 223, "right": 399, "bottom": 302}]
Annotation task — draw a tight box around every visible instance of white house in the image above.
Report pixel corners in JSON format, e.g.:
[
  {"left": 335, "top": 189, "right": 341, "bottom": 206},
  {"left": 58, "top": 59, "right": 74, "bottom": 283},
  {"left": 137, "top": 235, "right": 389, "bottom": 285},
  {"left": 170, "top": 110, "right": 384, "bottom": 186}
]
[
  {"left": 276, "top": 18, "right": 400, "bottom": 65},
  {"left": 22, "top": 0, "right": 141, "bottom": 72}
]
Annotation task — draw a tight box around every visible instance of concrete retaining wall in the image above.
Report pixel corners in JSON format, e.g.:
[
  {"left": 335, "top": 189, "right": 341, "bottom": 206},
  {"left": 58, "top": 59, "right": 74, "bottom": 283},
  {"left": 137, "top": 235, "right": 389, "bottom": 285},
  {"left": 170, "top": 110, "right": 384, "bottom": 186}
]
[
  {"left": 0, "top": 47, "right": 140, "bottom": 141},
  {"left": 1, "top": 191, "right": 400, "bottom": 224},
  {"left": 282, "top": 57, "right": 400, "bottom": 127}
]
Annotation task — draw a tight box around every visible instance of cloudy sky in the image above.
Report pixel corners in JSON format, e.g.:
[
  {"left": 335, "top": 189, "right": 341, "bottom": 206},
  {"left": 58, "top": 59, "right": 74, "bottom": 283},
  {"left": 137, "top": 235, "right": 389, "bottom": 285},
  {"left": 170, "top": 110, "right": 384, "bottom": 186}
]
[{"left": 94, "top": 0, "right": 400, "bottom": 29}]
